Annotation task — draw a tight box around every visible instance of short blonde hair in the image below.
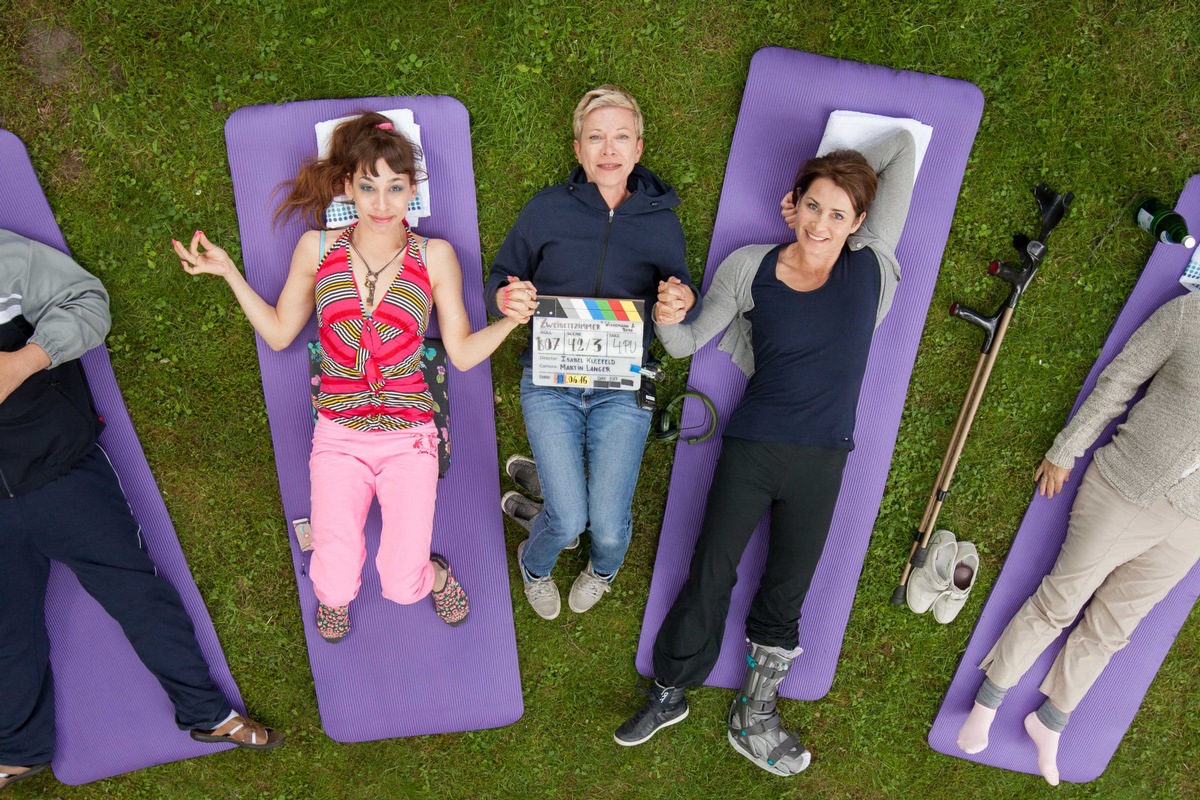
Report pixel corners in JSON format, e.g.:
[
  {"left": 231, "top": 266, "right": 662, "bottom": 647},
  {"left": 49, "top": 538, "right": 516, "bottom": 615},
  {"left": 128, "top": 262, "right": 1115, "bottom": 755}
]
[{"left": 572, "top": 85, "right": 644, "bottom": 140}]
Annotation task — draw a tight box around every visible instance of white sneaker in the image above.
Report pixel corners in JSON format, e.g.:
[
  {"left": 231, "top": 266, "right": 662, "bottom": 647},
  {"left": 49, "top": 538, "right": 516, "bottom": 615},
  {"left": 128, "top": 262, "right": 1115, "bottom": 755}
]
[
  {"left": 933, "top": 541, "right": 979, "bottom": 623},
  {"left": 568, "top": 561, "right": 612, "bottom": 613},
  {"left": 517, "top": 539, "right": 560, "bottom": 620},
  {"left": 906, "top": 529, "right": 957, "bottom": 614}
]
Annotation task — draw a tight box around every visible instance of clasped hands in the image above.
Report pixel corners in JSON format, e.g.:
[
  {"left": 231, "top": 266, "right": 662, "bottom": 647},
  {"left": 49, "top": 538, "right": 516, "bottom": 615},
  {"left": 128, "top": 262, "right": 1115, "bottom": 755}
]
[{"left": 497, "top": 276, "right": 538, "bottom": 324}]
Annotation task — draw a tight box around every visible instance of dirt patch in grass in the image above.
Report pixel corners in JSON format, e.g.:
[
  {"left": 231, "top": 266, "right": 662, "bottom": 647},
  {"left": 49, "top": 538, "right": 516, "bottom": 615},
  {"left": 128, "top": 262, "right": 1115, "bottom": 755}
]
[
  {"left": 56, "top": 148, "right": 88, "bottom": 184},
  {"left": 20, "top": 22, "right": 84, "bottom": 86}
]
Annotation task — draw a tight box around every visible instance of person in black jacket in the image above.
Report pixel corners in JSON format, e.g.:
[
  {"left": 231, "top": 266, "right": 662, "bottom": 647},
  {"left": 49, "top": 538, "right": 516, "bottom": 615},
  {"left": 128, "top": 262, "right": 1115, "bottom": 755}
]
[
  {"left": 485, "top": 86, "right": 700, "bottom": 621},
  {"left": 0, "top": 230, "right": 282, "bottom": 793}
]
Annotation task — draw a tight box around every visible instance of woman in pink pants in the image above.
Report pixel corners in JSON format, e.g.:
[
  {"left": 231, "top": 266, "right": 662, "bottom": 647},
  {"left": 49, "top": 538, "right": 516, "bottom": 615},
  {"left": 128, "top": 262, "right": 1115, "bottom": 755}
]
[{"left": 174, "top": 112, "right": 535, "bottom": 640}]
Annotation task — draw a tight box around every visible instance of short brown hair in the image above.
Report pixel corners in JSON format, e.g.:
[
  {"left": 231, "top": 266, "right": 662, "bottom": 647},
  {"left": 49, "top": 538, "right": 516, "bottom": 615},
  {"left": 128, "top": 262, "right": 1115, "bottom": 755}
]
[
  {"left": 791, "top": 149, "right": 877, "bottom": 218},
  {"left": 275, "top": 111, "right": 425, "bottom": 229},
  {"left": 572, "top": 85, "right": 644, "bottom": 140}
]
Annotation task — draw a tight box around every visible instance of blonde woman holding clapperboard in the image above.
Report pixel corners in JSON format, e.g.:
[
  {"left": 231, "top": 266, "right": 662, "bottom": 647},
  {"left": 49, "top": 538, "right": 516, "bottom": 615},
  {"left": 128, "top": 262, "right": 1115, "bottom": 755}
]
[
  {"left": 174, "top": 112, "right": 531, "bottom": 642},
  {"left": 485, "top": 86, "right": 700, "bottom": 621}
]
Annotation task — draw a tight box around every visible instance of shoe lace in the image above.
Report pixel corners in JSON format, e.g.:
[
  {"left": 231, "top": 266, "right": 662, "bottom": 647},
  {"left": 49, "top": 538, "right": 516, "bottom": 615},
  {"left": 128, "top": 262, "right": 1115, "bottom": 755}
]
[
  {"left": 576, "top": 571, "right": 611, "bottom": 602},
  {"left": 526, "top": 575, "right": 557, "bottom": 602}
]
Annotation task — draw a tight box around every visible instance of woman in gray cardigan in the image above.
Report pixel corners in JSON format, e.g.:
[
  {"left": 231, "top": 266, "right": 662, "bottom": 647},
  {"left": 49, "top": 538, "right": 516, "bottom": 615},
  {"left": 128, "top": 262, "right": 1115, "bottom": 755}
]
[
  {"left": 614, "top": 129, "right": 916, "bottom": 776},
  {"left": 957, "top": 292, "right": 1200, "bottom": 786}
]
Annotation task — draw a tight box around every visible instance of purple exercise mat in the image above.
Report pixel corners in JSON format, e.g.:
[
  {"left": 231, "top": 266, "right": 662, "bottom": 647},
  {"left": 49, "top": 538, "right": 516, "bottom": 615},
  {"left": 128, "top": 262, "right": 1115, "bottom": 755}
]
[
  {"left": 928, "top": 176, "right": 1200, "bottom": 783},
  {"left": 224, "top": 97, "right": 522, "bottom": 742},
  {"left": 635, "top": 48, "right": 983, "bottom": 699},
  {"left": 0, "top": 131, "right": 243, "bottom": 784}
]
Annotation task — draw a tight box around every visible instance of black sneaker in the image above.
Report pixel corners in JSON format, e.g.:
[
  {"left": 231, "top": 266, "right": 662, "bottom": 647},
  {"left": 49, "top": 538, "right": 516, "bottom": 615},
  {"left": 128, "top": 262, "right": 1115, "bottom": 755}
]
[
  {"left": 505, "top": 454, "right": 543, "bottom": 499},
  {"left": 614, "top": 683, "right": 689, "bottom": 746},
  {"left": 501, "top": 491, "right": 542, "bottom": 532}
]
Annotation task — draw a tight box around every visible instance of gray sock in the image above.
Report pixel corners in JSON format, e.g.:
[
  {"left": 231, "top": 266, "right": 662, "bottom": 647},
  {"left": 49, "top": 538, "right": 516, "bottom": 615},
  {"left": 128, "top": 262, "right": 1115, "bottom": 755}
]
[
  {"left": 1035, "top": 699, "right": 1070, "bottom": 733},
  {"left": 975, "top": 677, "right": 1008, "bottom": 710}
]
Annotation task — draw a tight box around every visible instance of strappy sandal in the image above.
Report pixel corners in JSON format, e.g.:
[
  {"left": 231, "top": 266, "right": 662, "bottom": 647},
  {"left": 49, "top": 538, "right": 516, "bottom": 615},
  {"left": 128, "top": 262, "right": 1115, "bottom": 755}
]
[
  {"left": 316, "top": 602, "right": 350, "bottom": 643},
  {"left": 0, "top": 762, "right": 50, "bottom": 791},
  {"left": 430, "top": 553, "right": 469, "bottom": 626},
  {"left": 190, "top": 714, "right": 285, "bottom": 750}
]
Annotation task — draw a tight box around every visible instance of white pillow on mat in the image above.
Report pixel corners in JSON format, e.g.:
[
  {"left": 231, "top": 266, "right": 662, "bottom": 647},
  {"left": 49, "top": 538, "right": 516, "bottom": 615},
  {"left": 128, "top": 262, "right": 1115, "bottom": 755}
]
[
  {"left": 315, "top": 108, "right": 432, "bottom": 229},
  {"left": 816, "top": 110, "right": 933, "bottom": 186}
]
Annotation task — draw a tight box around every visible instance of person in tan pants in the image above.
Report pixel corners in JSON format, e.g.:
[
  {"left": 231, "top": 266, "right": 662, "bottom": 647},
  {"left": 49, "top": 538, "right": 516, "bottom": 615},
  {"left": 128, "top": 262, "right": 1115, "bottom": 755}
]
[{"left": 956, "top": 292, "right": 1200, "bottom": 785}]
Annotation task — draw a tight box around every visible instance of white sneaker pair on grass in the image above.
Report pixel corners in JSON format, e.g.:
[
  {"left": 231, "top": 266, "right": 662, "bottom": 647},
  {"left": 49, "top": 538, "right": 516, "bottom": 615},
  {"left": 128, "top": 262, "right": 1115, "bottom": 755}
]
[{"left": 906, "top": 529, "right": 979, "bottom": 623}]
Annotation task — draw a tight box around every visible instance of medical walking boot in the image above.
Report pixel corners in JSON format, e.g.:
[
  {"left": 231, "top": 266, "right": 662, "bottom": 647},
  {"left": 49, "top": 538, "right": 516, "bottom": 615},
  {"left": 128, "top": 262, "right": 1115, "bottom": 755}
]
[{"left": 727, "top": 641, "right": 810, "bottom": 776}]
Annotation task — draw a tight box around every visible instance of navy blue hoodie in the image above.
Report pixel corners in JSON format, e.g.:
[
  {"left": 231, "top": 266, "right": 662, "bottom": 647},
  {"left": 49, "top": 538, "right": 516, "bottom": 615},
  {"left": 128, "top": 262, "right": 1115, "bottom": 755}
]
[{"left": 484, "top": 164, "right": 699, "bottom": 366}]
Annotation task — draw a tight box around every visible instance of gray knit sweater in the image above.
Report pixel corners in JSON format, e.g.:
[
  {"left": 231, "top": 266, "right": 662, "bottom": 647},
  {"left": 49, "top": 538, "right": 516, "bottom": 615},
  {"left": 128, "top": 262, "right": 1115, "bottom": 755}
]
[
  {"left": 655, "top": 128, "right": 916, "bottom": 374},
  {"left": 1045, "top": 293, "right": 1200, "bottom": 519}
]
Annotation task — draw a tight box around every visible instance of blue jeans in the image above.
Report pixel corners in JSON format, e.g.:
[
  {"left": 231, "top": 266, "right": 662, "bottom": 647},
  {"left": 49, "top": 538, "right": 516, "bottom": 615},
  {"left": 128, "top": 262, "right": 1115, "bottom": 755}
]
[{"left": 519, "top": 370, "right": 652, "bottom": 579}]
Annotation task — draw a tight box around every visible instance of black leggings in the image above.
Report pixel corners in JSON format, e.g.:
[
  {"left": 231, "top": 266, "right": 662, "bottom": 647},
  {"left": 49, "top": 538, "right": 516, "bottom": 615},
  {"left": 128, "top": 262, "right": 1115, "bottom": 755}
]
[{"left": 652, "top": 437, "right": 847, "bottom": 688}]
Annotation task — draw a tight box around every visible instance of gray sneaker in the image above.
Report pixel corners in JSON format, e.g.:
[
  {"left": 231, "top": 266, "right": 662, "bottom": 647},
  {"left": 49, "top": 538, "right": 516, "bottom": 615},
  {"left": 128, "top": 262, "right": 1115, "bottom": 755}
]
[
  {"left": 501, "top": 491, "right": 579, "bottom": 549},
  {"left": 501, "top": 491, "right": 542, "bottom": 532},
  {"left": 505, "top": 454, "right": 543, "bottom": 499},
  {"left": 517, "top": 539, "right": 560, "bottom": 620},
  {"left": 568, "top": 561, "right": 612, "bottom": 613}
]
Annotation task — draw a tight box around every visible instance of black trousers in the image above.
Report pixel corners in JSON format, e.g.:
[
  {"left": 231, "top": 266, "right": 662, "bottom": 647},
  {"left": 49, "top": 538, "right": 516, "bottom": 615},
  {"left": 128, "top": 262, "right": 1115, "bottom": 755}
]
[
  {"left": 0, "top": 446, "right": 232, "bottom": 765},
  {"left": 653, "top": 437, "right": 847, "bottom": 688}
]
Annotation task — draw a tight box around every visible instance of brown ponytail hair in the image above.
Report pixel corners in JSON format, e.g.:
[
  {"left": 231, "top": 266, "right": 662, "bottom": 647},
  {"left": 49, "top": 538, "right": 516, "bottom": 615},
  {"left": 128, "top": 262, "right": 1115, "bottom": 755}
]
[{"left": 274, "top": 111, "right": 426, "bottom": 229}]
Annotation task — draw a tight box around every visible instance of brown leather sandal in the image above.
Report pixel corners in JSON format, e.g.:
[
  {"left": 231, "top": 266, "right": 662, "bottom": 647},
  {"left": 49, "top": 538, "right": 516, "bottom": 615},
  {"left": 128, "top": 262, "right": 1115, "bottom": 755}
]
[
  {"left": 0, "top": 762, "right": 50, "bottom": 791},
  {"left": 189, "top": 715, "right": 285, "bottom": 750}
]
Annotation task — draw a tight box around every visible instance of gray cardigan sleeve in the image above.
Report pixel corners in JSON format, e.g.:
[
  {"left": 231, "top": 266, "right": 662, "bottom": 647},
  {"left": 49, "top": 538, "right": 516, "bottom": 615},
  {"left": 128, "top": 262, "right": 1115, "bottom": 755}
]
[
  {"left": 854, "top": 129, "right": 917, "bottom": 255},
  {"left": 1, "top": 231, "right": 110, "bottom": 367},
  {"left": 654, "top": 245, "right": 768, "bottom": 361},
  {"left": 1044, "top": 298, "right": 1182, "bottom": 469}
]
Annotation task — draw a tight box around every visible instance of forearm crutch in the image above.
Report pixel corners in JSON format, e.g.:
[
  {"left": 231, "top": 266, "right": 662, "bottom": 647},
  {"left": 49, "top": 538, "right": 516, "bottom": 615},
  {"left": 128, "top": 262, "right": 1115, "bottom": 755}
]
[{"left": 892, "top": 184, "right": 1073, "bottom": 606}]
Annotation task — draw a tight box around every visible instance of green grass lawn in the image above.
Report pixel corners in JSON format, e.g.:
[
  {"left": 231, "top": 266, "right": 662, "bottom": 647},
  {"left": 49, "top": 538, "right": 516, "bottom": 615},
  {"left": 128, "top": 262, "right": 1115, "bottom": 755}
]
[{"left": 3, "top": 0, "right": 1199, "bottom": 797}]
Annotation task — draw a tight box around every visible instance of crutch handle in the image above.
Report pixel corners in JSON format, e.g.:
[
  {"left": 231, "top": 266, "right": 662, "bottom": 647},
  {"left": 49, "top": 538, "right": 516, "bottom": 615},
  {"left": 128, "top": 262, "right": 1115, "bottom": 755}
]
[
  {"left": 949, "top": 302, "right": 1002, "bottom": 353},
  {"left": 1035, "top": 183, "right": 1074, "bottom": 243}
]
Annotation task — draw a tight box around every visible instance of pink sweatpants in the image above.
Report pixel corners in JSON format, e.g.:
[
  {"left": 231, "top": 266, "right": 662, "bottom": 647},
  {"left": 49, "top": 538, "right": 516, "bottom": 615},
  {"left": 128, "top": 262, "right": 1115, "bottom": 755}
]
[{"left": 309, "top": 415, "right": 439, "bottom": 608}]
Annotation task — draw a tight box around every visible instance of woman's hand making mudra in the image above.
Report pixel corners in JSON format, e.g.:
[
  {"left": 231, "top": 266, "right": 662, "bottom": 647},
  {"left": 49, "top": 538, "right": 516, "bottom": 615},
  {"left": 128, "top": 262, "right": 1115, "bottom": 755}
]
[{"left": 173, "top": 230, "right": 237, "bottom": 279}]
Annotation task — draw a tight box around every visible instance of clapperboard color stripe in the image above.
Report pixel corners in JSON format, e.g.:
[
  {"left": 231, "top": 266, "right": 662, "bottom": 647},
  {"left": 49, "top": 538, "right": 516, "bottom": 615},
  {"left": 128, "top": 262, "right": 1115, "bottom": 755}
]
[{"left": 535, "top": 297, "right": 644, "bottom": 322}]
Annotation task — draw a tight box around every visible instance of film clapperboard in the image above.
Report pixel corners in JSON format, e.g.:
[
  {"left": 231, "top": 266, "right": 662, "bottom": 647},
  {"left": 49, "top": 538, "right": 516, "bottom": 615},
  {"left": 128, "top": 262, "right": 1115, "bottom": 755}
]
[{"left": 531, "top": 297, "right": 645, "bottom": 390}]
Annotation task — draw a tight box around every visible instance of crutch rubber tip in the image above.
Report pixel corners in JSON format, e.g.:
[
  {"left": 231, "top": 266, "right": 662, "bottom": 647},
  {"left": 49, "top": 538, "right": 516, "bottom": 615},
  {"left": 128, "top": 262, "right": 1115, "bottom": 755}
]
[
  {"left": 948, "top": 302, "right": 959, "bottom": 316},
  {"left": 890, "top": 585, "right": 907, "bottom": 606}
]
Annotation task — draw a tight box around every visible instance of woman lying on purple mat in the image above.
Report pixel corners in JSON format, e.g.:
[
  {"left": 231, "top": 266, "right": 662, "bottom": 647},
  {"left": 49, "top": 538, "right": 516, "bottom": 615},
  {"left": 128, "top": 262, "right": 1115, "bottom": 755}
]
[
  {"left": 956, "top": 291, "right": 1200, "bottom": 786},
  {"left": 483, "top": 85, "right": 700, "bottom": 621},
  {"left": 173, "top": 112, "right": 532, "bottom": 640},
  {"left": 613, "top": 129, "right": 916, "bottom": 776}
]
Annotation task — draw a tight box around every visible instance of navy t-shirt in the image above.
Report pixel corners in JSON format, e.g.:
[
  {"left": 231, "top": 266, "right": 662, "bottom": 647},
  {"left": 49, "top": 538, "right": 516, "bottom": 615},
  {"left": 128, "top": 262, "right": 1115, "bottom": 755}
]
[{"left": 723, "top": 243, "right": 881, "bottom": 449}]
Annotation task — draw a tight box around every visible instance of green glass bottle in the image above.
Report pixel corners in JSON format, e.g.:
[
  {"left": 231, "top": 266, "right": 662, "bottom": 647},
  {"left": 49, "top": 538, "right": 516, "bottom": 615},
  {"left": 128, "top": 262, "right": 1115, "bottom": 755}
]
[{"left": 1135, "top": 198, "right": 1196, "bottom": 248}]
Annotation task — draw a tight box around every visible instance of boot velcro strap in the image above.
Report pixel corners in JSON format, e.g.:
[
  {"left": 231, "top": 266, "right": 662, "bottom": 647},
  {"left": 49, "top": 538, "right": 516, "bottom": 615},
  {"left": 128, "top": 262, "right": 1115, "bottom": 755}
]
[
  {"left": 767, "top": 733, "right": 804, "bottom": 766},
  {"left": 737, "top": 712, "right": 782, "bottom": 737},
  {"left": 736, "top": 694, "right": 775, "bottom": 714},
  {"left": 746, "top": 656, "right": 788, "bottom": 681}
]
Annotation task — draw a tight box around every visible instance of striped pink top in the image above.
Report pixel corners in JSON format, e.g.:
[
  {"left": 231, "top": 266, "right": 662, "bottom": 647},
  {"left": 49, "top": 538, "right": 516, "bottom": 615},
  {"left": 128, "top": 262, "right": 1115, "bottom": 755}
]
[{"left": 314, "top": 224, "right": 434, "bottom": 431}]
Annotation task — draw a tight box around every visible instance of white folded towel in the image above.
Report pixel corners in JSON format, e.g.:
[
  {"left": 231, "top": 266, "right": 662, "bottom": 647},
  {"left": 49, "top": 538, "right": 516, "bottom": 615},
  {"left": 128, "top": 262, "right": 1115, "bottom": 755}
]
[{"left": 816, "top": 110, "right": 933, "bottom": 186}]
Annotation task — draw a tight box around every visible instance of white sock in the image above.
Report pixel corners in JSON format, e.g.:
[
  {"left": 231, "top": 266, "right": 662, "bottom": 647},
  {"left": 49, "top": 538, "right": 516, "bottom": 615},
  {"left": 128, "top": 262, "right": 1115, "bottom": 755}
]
[
  {"left": 956, "top": 702, "right": 997, "bottom": 754},
  {"left": 1024, "top": 711, "right": 1061, "bottom": 786}
]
